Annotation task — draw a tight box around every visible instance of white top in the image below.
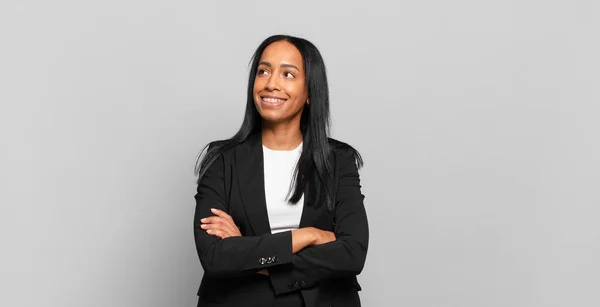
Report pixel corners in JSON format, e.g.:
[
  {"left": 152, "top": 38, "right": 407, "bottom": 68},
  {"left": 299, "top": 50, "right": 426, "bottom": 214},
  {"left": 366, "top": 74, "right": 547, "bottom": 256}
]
[{"left": 263, "top": 142, "right": 304, "bottom": 234}]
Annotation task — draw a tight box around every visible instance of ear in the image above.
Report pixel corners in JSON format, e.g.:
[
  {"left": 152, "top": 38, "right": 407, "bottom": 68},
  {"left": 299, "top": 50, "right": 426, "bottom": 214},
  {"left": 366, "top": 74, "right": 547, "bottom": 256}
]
[{"left": 306, "top": 98, "right": 310, "bottom": 105}]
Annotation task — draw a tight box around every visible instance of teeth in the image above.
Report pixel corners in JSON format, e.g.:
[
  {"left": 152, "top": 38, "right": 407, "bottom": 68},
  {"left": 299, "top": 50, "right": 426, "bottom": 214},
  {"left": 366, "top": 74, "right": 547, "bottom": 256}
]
[{"left": 263, "top": 97, "right": 286, "bottom": 103}]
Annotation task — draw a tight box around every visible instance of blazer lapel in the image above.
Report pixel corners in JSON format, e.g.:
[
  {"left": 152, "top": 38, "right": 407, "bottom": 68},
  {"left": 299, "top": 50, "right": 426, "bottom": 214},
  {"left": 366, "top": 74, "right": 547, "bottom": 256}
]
[{"left": 235, "top": 134, "right": 272, "bottom": 235}]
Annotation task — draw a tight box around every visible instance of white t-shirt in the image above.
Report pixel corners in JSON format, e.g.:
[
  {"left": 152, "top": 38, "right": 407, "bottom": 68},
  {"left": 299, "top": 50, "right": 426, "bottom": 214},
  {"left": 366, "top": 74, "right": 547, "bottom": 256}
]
[{"left": 262, "top": 142, "right": 304, "bottom": 234}]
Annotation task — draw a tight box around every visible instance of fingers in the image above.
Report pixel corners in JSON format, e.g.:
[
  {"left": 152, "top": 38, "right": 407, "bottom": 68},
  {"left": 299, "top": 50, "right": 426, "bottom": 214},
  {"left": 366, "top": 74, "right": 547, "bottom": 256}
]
[
  {"left": 201, "top": 219, "right": 235, "bottom": 237},
  {"left": 210, "top": 208, "right": 239, "bottom": 232},
  {"left": 256, "top": 269, "right": 269, "bottom": 276},
  {"left": 206, "top": 229, "right": 227, "bottom": 239},
  {"left": 200, "top": 208, "right": 242, "bottom": 239},
  {"left": 200, "top": 216, "right": 227, "bottom": 225},
  {"left": 201, "top": 216, "right": 238, "bottom": 235},
  {"left": 210, "top": 208, "right": 232, "bottom": 220},
  {"left": 200, "top": 223, "right": 232, "bottom": 238},
  {"left": 326, "top": 231, "right": 336, "bottom": 243}
]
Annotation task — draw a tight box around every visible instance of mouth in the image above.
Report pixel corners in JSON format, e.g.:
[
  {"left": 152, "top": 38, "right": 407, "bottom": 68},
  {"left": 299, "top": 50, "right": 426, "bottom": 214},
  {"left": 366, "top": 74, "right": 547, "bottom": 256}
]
[{"left": 260, "top": 95, "right": 287, "bottom": 106}]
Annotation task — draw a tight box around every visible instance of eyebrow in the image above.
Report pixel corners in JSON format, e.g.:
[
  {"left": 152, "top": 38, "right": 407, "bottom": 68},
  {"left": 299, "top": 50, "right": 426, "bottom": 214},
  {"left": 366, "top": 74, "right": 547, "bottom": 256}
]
[{"left": 258, "top": 61, "right": 300, "bottom": 71}]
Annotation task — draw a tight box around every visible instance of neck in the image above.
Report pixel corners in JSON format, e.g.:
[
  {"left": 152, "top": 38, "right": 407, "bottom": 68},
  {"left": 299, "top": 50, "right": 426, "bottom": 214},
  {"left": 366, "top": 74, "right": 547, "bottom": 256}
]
[{"left": 261, "top": 121, "right": 303, "bottom": 151}]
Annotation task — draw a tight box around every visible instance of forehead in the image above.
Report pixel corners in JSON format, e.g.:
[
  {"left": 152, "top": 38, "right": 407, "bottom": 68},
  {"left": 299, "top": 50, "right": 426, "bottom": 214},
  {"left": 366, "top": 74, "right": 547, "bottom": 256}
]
[{"left": 259, "top": 41, "right": 304, "bottom": 70}]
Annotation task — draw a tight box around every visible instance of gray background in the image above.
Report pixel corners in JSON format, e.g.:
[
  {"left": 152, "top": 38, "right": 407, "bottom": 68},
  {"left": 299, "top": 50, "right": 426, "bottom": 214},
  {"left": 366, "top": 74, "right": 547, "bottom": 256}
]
[{"left": 1, "top": 1, "right": 598, "bottom": 306}]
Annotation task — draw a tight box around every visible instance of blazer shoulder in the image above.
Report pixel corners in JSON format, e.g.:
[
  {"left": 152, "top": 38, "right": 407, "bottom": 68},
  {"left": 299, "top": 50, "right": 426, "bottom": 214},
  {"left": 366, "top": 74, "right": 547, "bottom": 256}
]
[
  {"left": 206, "top": 139, "right": 238, "bottom": 158},
  {"left": 328, "top": 138, "right": 364, "bottom": 169}
]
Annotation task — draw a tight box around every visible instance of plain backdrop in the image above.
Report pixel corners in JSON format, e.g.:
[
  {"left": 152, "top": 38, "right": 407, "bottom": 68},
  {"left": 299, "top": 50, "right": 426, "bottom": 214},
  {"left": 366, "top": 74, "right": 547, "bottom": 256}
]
[{"left": 1, "top": 1, "right": 599, "bottom": 306}]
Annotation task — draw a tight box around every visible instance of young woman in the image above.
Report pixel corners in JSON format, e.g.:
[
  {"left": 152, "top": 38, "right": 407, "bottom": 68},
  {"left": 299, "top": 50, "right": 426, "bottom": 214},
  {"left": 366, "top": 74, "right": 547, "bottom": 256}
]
[{"left": 193, "top": 34, "right": 369, "bottom": 307}]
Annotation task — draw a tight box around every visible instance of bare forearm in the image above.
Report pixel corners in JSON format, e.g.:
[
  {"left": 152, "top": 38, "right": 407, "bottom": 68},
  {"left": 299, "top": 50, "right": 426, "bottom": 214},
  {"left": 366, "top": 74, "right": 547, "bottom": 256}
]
[{"left": 291, "top": 227, "right": 316, "bottom": 254}]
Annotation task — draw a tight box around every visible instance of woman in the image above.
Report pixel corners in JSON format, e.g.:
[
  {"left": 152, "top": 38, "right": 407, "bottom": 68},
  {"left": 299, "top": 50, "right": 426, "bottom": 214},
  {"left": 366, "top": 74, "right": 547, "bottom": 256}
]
[{"left": 193, "top": 34, "right": 369, "bottom": 307}]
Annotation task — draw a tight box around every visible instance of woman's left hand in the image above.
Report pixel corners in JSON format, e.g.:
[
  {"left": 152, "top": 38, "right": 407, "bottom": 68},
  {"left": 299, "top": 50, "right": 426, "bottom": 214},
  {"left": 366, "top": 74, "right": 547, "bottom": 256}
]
[{"left": 200, "top": 208, "right": 242, "bottom": 239}]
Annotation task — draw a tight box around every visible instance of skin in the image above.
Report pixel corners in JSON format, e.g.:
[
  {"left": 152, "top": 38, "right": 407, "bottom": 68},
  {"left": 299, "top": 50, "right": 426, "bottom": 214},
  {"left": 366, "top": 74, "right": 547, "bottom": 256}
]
[
  {"left": 201, "top": 41, "right": 335, "bottom": 275},
  {"left": 254, "top": 40, "right": 308, "bottom": 151}
]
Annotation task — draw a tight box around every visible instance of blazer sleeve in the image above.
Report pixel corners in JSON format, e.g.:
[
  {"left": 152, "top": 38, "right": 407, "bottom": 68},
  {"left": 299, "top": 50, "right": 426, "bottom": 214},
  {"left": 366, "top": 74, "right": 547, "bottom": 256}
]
[
  {"left": 268, "top": 148, "right": 369, "bottom": 295},
  {"left": 193, "top": 151, "right": 294, "bottom": 279}
]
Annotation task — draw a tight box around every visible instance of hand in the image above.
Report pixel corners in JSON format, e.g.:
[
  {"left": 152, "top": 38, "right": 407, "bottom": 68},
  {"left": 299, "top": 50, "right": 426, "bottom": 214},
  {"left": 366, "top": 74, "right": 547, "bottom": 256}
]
[
  {"left": 291, "top": 227, "right": 337, "bottom": 254},
  {"left": 256, "top": 269, "right": 269, "bottom": 276},
  {"left": 312, "top": 227, "right": 336, "bottom": 245},
  {"left": 201, "top": 208, "right": 242, "bottom": 239}
]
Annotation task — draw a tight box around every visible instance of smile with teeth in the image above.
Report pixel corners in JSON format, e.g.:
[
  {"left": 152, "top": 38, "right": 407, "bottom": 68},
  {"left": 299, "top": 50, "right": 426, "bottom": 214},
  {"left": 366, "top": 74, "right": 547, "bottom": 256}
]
[{"left": 262, "top": 97, "right": 287, "bottom": 104}]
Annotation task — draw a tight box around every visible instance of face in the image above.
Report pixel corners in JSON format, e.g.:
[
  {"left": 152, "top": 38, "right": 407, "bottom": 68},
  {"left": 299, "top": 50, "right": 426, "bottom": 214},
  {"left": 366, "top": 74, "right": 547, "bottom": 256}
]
[{"left": 253, "top": 41, "right": 309, "bottom": 125}]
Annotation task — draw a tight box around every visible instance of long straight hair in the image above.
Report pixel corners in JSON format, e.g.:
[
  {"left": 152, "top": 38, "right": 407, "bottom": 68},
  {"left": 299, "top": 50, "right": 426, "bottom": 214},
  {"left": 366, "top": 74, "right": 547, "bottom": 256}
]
[{"left": 195, "top": 34, "right": 361, "bottom": 210}]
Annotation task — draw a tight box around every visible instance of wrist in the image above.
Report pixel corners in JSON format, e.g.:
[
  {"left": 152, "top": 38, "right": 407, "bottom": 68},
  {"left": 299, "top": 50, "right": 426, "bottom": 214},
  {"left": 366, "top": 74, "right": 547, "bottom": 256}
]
[
  {"left": 307, "top": 227, "right": 318, "bottom": 245},
  {"left": 291, "top": 227, "right": 317, "bottom": 253},
  {"left": 297, "top": 227, "right": 316, "bottom": 245}
]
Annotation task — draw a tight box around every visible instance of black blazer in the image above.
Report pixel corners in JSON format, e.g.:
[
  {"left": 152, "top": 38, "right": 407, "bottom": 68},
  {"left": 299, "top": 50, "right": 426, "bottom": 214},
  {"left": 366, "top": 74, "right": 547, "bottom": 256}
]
[{"left": 193, "top": 134, "right": 369, "bottom": 307}]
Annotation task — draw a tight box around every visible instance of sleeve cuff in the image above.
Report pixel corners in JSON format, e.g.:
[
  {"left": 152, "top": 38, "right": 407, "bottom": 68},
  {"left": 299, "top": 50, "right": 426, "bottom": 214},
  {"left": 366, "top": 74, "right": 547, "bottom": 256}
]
[
  {"left": 268, "top": 256, "right": 317, "bottom": 296},
  {"left": 255, "top": 230, "right": 293, "bottom": 269}
]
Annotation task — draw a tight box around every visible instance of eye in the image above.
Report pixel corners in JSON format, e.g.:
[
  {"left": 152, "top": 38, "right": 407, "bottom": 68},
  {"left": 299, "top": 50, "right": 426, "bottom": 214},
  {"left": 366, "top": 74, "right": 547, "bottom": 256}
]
[
  {"left": 283, "top": 71, "right": 295, "bottom": 78},
  {"left": 257, "top": 69, "right": 269, "bottom": 76}
]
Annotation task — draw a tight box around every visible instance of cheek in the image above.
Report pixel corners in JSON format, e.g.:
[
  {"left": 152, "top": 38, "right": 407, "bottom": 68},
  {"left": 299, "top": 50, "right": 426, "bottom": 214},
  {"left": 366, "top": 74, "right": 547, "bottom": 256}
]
[
  {"left": 253, "top": 81, "right": 263, "bottom": 103},
  {"left": 253, "top": 80, "right": 261, "bottom": 95},
  {"left": 286, "top": 83, "right": 307, "bottom": 102}
]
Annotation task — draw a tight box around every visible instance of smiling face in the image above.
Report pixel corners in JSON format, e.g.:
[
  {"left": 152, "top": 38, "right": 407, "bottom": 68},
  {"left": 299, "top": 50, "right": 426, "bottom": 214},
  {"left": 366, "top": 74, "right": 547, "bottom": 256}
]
[{"left": 253, "top": 40, "right": 309, "bottom": 126}]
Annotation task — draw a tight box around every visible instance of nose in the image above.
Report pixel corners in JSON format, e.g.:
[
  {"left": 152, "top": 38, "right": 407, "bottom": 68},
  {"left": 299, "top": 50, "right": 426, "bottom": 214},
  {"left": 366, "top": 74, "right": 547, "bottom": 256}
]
[{"left": 265, "top": 73, "right": 280, "bottom": 91}]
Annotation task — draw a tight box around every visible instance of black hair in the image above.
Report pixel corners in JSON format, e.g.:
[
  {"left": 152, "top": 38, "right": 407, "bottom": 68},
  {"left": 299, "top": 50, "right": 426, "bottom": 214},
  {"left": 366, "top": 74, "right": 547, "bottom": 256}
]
[{"left": 195, "top": 34, "right": 362, "bottom": 210}]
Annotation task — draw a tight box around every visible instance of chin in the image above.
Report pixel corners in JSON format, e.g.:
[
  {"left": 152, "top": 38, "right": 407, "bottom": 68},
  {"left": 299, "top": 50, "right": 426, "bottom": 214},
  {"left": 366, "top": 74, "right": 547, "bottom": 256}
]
[{"left": 259, "top": 114, "right": 286, "bottom": 124}]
